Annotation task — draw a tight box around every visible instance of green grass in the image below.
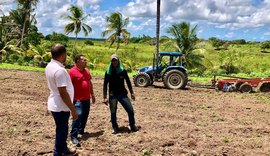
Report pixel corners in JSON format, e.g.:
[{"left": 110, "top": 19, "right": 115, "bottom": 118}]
[
  {"left": 0, "top": 63, "right": 45, "bottom": 72},
  {"left": 3, "top": 39, "right": 270, "bottom": 81},
  {"left": 0, "top": 63, "right": 137, "bottom": 77}
]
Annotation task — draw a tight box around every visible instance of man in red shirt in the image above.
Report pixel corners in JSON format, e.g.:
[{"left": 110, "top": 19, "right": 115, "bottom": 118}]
[{"left": 68, "top": 54, "right": 95, "bottom": 147}]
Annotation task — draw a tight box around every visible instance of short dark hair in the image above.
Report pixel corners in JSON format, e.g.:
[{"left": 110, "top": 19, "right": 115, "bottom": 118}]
[
  {"left": 51, "top": 44, "right": 66, "bottom": 59},
  {"left": 74, "top": 54, "right": 85, "bottom": 63}
]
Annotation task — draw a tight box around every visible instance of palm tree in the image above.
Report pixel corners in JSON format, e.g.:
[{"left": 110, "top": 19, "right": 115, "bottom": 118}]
[
  {"left": 167, "top": 22, "right": 203, "bottom": 69},
  {"left": 9, "top": 9, "right": 24, "bottom": 37},
  {"left": 64, "top": 6, "right": 92, "bottom": 46},
  {"left": 101, "top": 12, "right": 130, "bottom": 53},
  {"left": 17, "top": 0, "right": 39, "bottom": 46}
]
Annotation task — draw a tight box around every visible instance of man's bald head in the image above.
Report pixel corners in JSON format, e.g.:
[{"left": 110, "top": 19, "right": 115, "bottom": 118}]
[{"left": 51, "top": 44, "right": 66, "bottom": 59}]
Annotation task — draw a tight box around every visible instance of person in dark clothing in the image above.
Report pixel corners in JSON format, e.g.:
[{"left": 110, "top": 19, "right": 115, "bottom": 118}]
[{"left": 103, "top": 54, "right": 139, "bottom": 134}]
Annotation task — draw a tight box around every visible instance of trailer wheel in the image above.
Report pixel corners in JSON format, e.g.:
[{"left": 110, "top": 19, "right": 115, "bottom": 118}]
[
  {"left": 163, "top": 69, "right": 187, "bottom": 89},
  {"left": 235, "top": 82, "right": 243, "bottom": 91},
  {"left": 239, "top": 83, "right": 252, "bottom": 93},
  {"left": 259, "top": 83, "right": 270, "bottom": 92},
  {"left": 133, "top": 72, "right": 151, "bottom": 87}
]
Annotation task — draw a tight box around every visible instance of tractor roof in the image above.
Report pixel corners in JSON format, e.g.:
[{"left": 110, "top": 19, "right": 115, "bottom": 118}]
[{"left": 159, "top": 52, "right": 183, "bottom": 56}]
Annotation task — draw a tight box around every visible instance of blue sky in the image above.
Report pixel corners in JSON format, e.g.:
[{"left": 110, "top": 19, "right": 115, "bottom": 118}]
[{"left": 1, "top": 0, "right": 270, "bottom": 41}]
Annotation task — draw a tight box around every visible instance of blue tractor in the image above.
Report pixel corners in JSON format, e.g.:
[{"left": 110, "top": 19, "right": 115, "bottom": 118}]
[{"left": 133, "top": 52, "right": 188, "bottom": 89}]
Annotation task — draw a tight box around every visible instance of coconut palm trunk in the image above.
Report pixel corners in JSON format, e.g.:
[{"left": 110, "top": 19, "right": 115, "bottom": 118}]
[
  {"left": 116, "top": 35, "right": 120, "bottom": 54},
  {"left": 17, "top": 0, "right": 39, "bottom": 47},
  {"left": 20, "top": 11, "right": 29, "bottom": 46}
]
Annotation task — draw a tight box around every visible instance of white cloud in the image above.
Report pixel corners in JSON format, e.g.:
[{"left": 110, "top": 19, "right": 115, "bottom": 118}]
[
  {"left": 243, "top": 29, "right": 249, "bottom": 33},
  {"left": 264, "top": 32, "right": 270, "bottom": 35},
  {"left": 0, "top": 0, "right": 16, "bottom": 16},
  {"left": 225, "top": 32, "right": 234, "bottom": 38},
  {"left": 33, "top": 0, "right": 104, "bottom": 36},
  {"left": 127, "top": 21, "right": 144, "bottom": 31},
  {"left": 1, "top": 0, "right": 270, "bottom": 40},
  {"left": 121, "top": 0, "right": 270, "bottom": 32},
  {"left": 0, "top": 0, "right": 15, "bottom": 4}
]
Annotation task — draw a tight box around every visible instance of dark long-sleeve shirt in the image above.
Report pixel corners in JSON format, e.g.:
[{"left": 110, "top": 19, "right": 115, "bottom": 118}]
[{"left": 103, "top": 69, "right": 133, "bottom": 98}]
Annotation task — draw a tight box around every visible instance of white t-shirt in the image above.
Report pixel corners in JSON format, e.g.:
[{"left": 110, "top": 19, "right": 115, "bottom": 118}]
[{"left": 45, "top": 59, "right": 74, "bottom": 112}]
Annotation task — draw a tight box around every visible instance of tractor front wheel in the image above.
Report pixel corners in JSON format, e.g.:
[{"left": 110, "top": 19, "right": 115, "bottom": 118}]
[
  {"left": 239, "top": 83, "right": 252, "bottom": 93},
  {"left": 133, "top": 72, "right": 151, "bottom": 87},
  {"left": 163, "top": 69, "right": 187, "bottom": 89}
]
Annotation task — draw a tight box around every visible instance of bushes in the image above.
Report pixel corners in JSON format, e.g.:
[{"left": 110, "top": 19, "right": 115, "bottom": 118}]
[
  {"left": 84, "top": 40, "right": 94, "bottom": 46},
  {"left": 7, "top": 54, "right": 20, "bottom": 63}
]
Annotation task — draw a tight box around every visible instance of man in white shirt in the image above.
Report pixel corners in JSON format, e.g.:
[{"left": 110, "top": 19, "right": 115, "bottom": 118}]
[{"left": 45, "top": 44, "right": 78, "bottom": 156}]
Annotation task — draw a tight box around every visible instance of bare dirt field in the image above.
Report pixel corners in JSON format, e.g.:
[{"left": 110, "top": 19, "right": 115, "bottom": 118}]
[{"left": 0, "top": 69, "right": 270, "bottom": 156}]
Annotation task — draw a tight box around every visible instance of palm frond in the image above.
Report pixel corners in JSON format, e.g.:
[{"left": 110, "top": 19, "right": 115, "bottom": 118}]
[
  {"left": 74, "top": 21, "right": 81, "bottom": 35},
  {"left": 101, "top": 29, "right": 113, "bottom": 37},
  {"left": 64, "top": 23, "right": 75, "bottom": 34}
]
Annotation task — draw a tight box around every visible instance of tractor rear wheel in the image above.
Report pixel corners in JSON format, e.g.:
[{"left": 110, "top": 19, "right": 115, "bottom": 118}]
[
  {"left": 163, "top": 69, "right": 187, "bottom": 89},
  {"left": 133, "top": 72, "right": 151, "bottom": 87},
  {"left": 239, "top": 83, "right": 252, "bottom": 93},
  {"left": 259, "top": 82, "right": 270, "bottom": 92}
]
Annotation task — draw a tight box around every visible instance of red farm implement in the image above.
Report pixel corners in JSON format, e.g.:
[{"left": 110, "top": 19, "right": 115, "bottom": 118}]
[{"left": 213, "top": 75, "right": 270, "bottom": 93}]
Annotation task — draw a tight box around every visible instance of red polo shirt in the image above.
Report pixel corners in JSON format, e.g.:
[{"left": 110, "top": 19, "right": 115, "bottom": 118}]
[{"left": 68, "top": 66, "right": 92, "bottom": 101}]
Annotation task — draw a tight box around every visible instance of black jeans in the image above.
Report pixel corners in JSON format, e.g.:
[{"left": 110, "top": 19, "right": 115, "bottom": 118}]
[
  {"left": 109, "top": 95, "right": 135, "bottom": 129},
  {"left": 70, "top": 100, "right": 91, "bottom": 139},
  {"left": 51, "top": 111, "right": 70, "bottom": 156}
]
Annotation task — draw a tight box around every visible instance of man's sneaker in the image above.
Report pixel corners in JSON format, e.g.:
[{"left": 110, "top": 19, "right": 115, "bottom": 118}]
[
  {"left": 130, "top": 125, "right": 139, "bottom": 132},
  {"left": 63, "top": 147, "right": 76, "bottom": 155},
  {"left": 111, "top": 127, "right": 118, "bottom": 134},
  {"left": 71, "top": 138, "right": 81, "bottom": 147}
]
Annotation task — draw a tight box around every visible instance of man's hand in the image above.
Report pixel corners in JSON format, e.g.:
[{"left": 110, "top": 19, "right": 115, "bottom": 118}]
[
  {"left": 131, "top": 93, "right": 135, "bottom": 101},
  {"left": 103, "top": 98, "right": 108, "bottom": 105},
  {"left": 92, "top": 95, "right": 96, "bottom": 104},
  {"left": 58, "top": 86, "right": 78, "bottom": 120},
  {"left": 71, "top": 110, "right": 78, "bottom": 120}
]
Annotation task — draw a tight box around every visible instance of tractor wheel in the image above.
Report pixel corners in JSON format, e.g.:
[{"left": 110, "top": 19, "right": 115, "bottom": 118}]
[
  {"left": 239, "top": 83, "right": 252, "bottom": 93},
  {"left": 259, "top": 82, "right": 270, "bottom": 92},
  {"left": 133, "top": 72, "right": 151, "bottom": 87},
  {"left": 163, "top": 69, "right": 188, "bottom": 89}
]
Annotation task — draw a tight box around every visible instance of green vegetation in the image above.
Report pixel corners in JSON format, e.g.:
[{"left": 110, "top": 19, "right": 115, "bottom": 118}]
[
  {"left": 1, "top": 2, "right": 270, "bottom": 82},
  {"left": 2, "top": 38, "right": 270, "bottom": 80}
]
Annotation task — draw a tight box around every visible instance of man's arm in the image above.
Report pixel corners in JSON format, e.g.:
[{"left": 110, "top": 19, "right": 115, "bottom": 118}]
[
  {"left": 124, "top": 70, "right": 135, "bottom": 100},
  {"left": 103, "top": 72, "right": 109, "bottom": 104},
  {"left": 58, "top": 87, "right": 78, "bottom": 120},
  {"left": 90, "top": 80, "right": 95, "bottom": 103}
]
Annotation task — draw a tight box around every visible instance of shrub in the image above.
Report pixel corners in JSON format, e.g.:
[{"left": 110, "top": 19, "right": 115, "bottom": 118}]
[
  {"left": 7, "top": 54, "right": 19, "bottom": 63},
  {"left": 85, "top": 40, "right": 94, "bottom": 46}
]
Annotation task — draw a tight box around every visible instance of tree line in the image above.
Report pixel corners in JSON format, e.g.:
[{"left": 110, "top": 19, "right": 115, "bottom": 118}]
[{"left": 1, "top": 1, "right": 270, "bottom": 76}]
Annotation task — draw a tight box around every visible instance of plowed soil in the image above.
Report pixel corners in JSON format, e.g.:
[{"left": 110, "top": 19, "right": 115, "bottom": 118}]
[{"left": 0, "top": 69, "right": 270, "bottom": 156}]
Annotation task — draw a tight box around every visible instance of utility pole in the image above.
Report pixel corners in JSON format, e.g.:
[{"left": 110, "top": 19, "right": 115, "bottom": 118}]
[{"left": 154, "top": 0, "right": 160, "bottom": 77}]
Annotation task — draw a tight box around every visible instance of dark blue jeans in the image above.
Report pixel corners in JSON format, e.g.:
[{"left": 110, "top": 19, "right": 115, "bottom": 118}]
[
  {"left": 51, "top": 111, "right": 70, "bottom": 156},
  {"left": 109, "top": 95, "right": 135, "bottom": 129},
  {"left": 70, "top": 100, "right": 91, "bottom": 139}
]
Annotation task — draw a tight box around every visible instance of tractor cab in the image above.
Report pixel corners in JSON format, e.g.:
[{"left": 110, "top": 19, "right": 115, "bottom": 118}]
[
  {"left": 134, "top": 52, "right": 188, "bottom": 89},
  {"left": 155, "top": 52, "right": 186, "bottom": 79},
  {"left": 158, "top": 52, "right": 185, "bottom": 67}
]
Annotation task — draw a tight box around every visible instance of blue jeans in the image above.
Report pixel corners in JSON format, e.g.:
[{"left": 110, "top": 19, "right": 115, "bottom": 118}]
[
  {"left": 51, "top": 111, "right": 70, "bottom": 156},
  {"left": 109, "top": 95, "right": 135, "bottom": 129},
  {"left": 70, "top": 100, "right": 91, "bottom": 139}
]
